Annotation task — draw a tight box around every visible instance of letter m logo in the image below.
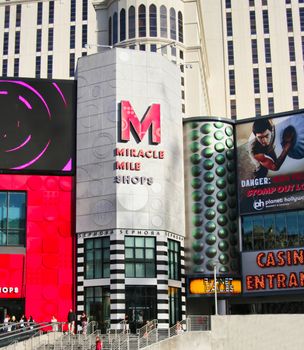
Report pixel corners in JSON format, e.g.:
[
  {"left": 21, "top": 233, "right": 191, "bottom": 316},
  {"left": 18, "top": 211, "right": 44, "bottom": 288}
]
[{"left": 120, "top": 100, "right": 161, "bottom": 144}]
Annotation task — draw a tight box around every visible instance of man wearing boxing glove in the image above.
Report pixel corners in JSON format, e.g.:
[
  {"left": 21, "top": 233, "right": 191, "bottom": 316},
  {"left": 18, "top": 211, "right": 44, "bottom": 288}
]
[{"left": 248, "top": 119, "right": 295, "bottom": 177}]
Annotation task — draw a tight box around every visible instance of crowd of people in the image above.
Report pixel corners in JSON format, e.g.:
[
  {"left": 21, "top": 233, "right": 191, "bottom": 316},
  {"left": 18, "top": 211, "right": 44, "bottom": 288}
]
[{"left": 1, "top": 315, "right": 35, "bottom": 333}]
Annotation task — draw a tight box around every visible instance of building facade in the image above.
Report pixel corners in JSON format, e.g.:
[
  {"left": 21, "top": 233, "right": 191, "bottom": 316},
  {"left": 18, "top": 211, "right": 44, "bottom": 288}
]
[{"left": 1, "top": 0, "right": 304, "bottom": 330}]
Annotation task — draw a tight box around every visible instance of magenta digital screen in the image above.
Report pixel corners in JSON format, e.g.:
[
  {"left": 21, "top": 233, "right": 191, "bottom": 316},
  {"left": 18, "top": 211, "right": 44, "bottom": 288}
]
[{"left": 0, "top": 78, "right": 76, "bottom": 174}]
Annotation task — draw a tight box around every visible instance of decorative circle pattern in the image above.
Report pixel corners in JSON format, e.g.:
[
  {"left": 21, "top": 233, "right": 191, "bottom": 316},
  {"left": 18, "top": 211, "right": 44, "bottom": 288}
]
[{"left": 185, "top": 120, "right": 239, "bottom": 275}]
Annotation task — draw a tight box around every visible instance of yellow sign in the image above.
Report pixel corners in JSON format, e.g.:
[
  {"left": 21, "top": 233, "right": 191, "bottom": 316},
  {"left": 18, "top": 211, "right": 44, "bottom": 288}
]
[{"left": 189, "top": 278, "right": 242, "bottom": 295}]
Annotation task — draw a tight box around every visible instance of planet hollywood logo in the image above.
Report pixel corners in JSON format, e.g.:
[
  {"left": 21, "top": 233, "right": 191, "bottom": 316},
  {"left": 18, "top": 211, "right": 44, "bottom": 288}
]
[{"left": 253, "top": 198, "right": 265, "bottom": 211}]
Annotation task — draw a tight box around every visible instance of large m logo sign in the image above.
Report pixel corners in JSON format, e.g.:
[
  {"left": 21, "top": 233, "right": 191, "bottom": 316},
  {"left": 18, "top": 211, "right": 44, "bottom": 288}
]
[{"left": 120, "top": 100, "right": 161, "bottom": 144}]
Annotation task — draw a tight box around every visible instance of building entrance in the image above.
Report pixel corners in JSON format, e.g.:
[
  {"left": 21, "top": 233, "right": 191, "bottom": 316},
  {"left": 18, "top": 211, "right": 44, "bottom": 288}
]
[
  {"left": 125, "top": 286, "right": 157, "bottom": 333},
  {"left": 0, "top": 299, "right": 25, "bottom": 322}
]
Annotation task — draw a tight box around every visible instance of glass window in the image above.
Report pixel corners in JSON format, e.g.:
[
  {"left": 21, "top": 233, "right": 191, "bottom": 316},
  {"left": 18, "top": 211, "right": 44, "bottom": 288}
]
[
  {"left": 113, "top": 12, "right": 118, "bottom": 45},
  {"left": 4, "top": 6, "right": 10, "bottom": 29},
  {"left": 16, "top": 5, "right": 22, "bottom": 27},
  {"left": 290, "top": 66, "right": 298, "bottom": 91},
  {"left": 286, "top": 212, "right": 298, "bottom": 247},
  {"left": 82, "top": 0, "right": 88, "bottom": 21},
  {"left": 226, "top": 0, "right": 231, "bottom": 8},
  {"left": 125, "top": 236, "right": 155, "bottom": 278},
  {"left": 3, "top": 32, "right": 9, "bottom": 56},
  {"left": 70, "top": 0, "right": 76, "bottom": 22},
  {"left": 85, "top": 286, "right": 110, "bottom": 333},
  {"left": 69, "top": 53, "right": 75, "bottom": 77},
  {"left": 255, "top": 98, "right": 261, "bottom": 116},
  {"left": 48, "top": 27, "right": 53, "bottom": 51},
  {"left": 293, "top": 96, "right": 299, "bottom": 110},
  {"left": 264, "top": 214, "right": 274, "bottom": 249},
  {"left": 253, "top": 216, "right": 264, "bottom": 250},
  {"left": 242, "top": 216, "right": 253, "bottom": 250},
  {"left": 168, "top": 239, "right": 180, "bottom": 280},
  {"left": 299, "top": 212, "right": 304, "bottom": 245},
  {"left": 70, "top": 25, "right": 75, "bottom": 49},
  {"left": 169, "top": 287, "right": 181, "bottom": 326},
  {"left": 286, "top": 8, "right": 293, "bottom": 32},
  {"left": 82, "top": 24, "right": 87, "bottom": 48},
  {"left": 289, "top": 37, "right": 295, "bottom": 61},
  {"left": 120, "top": 9, "right": 126, "bottom": 42},
  {"left": 230, "top": 99, "right": 237, "bottom": 119},
  {"left": 128, "top": 6, "right": 135, "bottom": 39},
  {"left": 160, "top": 6, "right": 167, "bottom": 38},
  {"left": 47, "top": 55, "right": 53, "bottom": 78},
  {"left": 268, "top": 97, "right": 274, "bottom": 113},
  {"left": 149, "top": 4, "right": 157, "bottom": 37},
  {"left": 138, "top": 4, "right": 146, "bottom": 37},
  {"left": 0, "top": 192, "right": 26, "bottom": 246},
  {"left": 264, "top": 38, "right": 271, "bottom": 63},
  {"left": 85, "top": 237, "right": 110, "bottom": 279},
  {"left": 251, "top": 39, "right": 258, "bottom": 64},
  {"left": 227, "top": 40, "right": 234, "bottom": 65},
  {"left": 15, "top": 31, "right": 20, "bottom": 55},
  {"left": 229, "top": 69, "right": 235, "bottom": 95},
  {"left": 300, "top": 8, "right": 304, "bottom": 31},
  {"left": 125, "top": 286, "right": 157, "bottom": 333},
  {"left": 250, "top": 11, "right": 256, "bottom": 35},
  {"left": 2, "top": 59, "right": 7, "bottom": 77},
  {"left": 49, "top": 1, "right": 54, "bottom": 24},
  {"left": 262, "top": 0, "right": 268, "bottom": 5},
  {"left": 275, "top": 213, "right": 287, "bottom": 248},
  {"left": 35, "top": 56, "right": 41, "bottom": 78},
  {"left": 253, "top": 68, "right": 260, "bottom": 93},
  {"left": 139, "top": 44, "right": 145, "bottom": 51},
  {"left": 36, "top": 29, "right": 41, "bottom": 52},
  {"left": 178, "top": 11, "right": 183, "bottom": 43},
  {"left": 108, "top": 17, "right": 112, "bottom": 45},
  {"left": 263, "top": 10, "right": 269, "bottom": 34},
  {"left": 37, "top": 2, "right": 43, "bottom": 25},
  {"left": 266, "top": 67, "right": 273, "bottom": 93},
  {"left": 249, "top": 0, "right": 255, "bottom": 6},
  {"left": 226, "top": 12, "right": 233, "bottom": 36},
  {"left": 150, "top": 44, "right": 157, "bottom": 52},
  {"left": 170, "top": 8, "right": 176, "bottom": 40}
]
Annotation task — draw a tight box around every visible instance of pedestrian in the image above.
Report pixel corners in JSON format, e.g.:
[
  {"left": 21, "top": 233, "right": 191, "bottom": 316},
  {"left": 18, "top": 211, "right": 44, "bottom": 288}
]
[
  {"left": 51, "top": 315, "right": 58, "bottom": 332},
  {"left": 123, "top": 314, "right": 129, "bottom": 334},
  {"left": 28, "top": 316, "right": 35, "bottom": 330},
  {"left": 96, "top": 335, "right": 103, "bottom": 350},
  {"left": 4, "top": 314, "right": 10, "bottom": 332},
  {"left": 80, "top": 311, "right": 88, "bottom": 335},
  {"left": 19, "top": 315, "right": 26, "bottom": 330},
  {"left": 67, "top": 309, "right": 76, "bottom": 334},
  {"left": 176, "top": 321, "right": 184, "bottom": 335}
]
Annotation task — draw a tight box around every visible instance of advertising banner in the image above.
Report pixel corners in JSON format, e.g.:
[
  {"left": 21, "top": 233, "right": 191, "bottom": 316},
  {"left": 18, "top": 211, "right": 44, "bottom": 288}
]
[
  {"left": 242, "top": 249, "right": 304, "bottom": 294},
  {"left": 236, "top": 113, "right": 304, "bottom": 215},
  {"left": 0, "top": 78, "right": 76, "bottom": 174}
]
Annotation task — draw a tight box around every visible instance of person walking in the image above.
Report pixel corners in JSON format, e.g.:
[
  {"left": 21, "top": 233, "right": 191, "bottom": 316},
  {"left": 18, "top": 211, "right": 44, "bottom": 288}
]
[
  {"left": 80, "top": 311, "right": 88, "bottom": 335},
  {"left": 67, "top": 309, "right": 76, "bottom": 334},
  {"left": 95, "top": 336, "right": 103, "bottom": 350}
]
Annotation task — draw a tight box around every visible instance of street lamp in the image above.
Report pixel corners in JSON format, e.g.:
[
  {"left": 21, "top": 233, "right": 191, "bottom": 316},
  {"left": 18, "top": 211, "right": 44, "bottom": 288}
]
[{"left": 213, "top": 261, "right": 219, "bottom": 316}]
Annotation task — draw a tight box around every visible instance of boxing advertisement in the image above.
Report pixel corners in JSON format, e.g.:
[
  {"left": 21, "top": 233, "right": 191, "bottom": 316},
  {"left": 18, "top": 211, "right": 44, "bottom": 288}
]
[{"left": 236, "top": 112, "right": 304, "bottom": 215}]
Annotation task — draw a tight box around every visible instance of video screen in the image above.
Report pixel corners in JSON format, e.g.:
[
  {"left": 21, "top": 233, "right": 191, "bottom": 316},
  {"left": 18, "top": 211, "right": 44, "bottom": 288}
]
[{"left": 0, "top": 78, "right": 76, "bottom": 174}]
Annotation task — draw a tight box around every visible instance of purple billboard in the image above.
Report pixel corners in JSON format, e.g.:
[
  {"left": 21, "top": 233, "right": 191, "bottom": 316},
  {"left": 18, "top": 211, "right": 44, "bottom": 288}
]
[{"left": 0, "top": 78, "right": 76, "bottom": 174}]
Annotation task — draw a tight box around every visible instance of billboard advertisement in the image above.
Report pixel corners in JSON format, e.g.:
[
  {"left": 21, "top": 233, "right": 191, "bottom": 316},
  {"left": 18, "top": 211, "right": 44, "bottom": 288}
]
[
  {"left": 242, "top": 249, "right": 304, "bottom": 294},
  {"left": 0, "top": 78, "right": 76, "bottom": 174},
  {"left": 236, "top": 112, "right": 304, "bottom": 215}
]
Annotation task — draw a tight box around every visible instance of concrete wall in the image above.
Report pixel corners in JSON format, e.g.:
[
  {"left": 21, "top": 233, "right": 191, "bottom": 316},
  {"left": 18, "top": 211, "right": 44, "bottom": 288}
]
[{"left": 146, "top": 315, "right": 304, "bottom": 350}]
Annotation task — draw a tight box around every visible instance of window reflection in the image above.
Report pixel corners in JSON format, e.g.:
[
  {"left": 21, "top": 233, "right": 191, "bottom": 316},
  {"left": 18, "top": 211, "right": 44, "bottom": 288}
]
[{"left": 242, "top": 210, "right": 304, "bottom": 251}]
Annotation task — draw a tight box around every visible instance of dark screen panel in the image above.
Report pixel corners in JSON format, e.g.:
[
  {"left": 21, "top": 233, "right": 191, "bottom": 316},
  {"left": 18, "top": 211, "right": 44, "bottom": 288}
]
[{"left": 0, "top": 78, "right": 76, "bottom": 174}]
